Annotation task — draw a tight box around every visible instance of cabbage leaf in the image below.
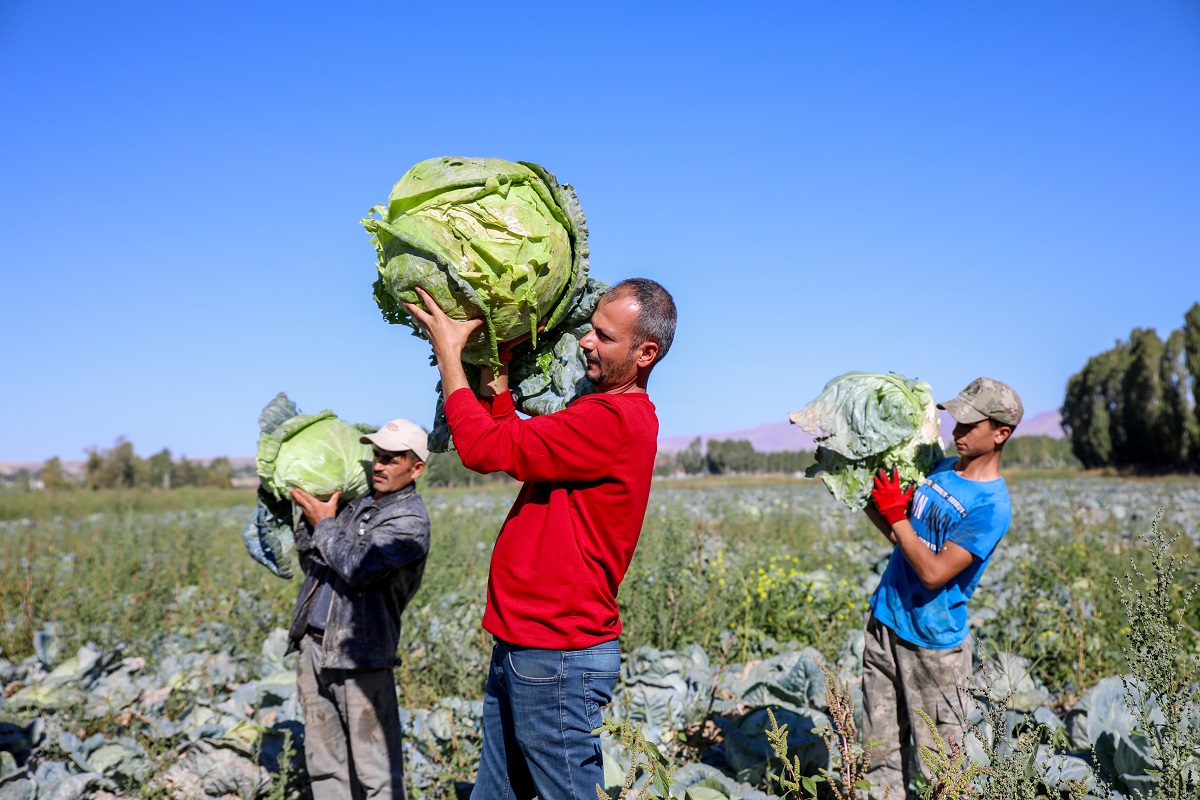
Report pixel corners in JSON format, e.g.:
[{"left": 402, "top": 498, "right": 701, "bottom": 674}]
[{"left": 790, "top": 372, "right": 944, "bottom": 510}]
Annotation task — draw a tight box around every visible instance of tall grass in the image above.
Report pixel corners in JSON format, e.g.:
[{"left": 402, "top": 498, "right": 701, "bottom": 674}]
[{"left": 0, "top": 487, "right": 256, "bottom": 522}]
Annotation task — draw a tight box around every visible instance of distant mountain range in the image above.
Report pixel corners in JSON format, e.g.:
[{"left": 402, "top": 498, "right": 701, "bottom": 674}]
[{"left": 657, "top": 409, "right": 1064, "bottom": 453}]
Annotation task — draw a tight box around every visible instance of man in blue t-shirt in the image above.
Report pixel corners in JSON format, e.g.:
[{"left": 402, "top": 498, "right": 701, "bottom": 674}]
[{"left": 861, "top": 377, "right": 1024, "bottom": 800}]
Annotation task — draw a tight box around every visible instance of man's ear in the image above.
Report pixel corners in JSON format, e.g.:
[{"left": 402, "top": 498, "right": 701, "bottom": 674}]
[
  {"left": 411, "top": 460, "right": 426, "bottom": 480},
  {"left": 993, "top": 426, "right": 1013, "bottom": 446},
  {"left": 636, "top": 341, "right": 659, "bottom": 368}
]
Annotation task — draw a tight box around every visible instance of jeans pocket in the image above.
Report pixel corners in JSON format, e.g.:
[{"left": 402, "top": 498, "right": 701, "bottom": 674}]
[
  {"left": 507, "top": 648, "right": 563, "bottom": 684},
  {"left": 582, "top": 670, "right": 620, "bottom": 729}
]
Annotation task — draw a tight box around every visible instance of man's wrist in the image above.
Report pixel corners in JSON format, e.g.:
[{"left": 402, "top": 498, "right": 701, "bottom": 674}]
[{"left": 880, "top": 509, "right": 908, "bottom": 526}]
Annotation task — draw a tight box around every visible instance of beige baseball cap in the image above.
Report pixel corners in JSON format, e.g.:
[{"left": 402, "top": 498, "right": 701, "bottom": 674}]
[
  {"left": 938, "top": 377, "right": 1024, "bottom": 428},
  {"left": 360, "top": 418, "right": 429, "bottom": 462}
]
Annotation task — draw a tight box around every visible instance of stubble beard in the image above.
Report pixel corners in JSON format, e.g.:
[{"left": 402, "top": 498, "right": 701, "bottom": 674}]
[{"left": 585, "top": 350, "right": 638, "bottom": 389}]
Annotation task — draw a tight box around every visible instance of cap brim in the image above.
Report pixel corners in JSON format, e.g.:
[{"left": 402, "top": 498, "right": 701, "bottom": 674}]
[
  {"left": 938, "top": 398, "right": 988, "bottom": 424},
  {"left": 359, "top": 433, "right": 379, "bottom": 446}
]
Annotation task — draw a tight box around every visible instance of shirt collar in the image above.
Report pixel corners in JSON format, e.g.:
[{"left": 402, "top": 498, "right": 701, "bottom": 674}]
[{"left": 358, "top": 482, "right": 417, "bottom": 510}]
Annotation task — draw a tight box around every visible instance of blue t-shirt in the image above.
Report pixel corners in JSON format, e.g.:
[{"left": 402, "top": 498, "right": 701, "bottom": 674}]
[{"left": 869, "top": 458, "right": 1011, "bottom": 649}]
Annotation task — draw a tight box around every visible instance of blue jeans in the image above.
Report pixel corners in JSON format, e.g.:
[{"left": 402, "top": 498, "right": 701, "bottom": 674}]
[{"left": 471, "top": 640, "right": 621, "bottom": 800}]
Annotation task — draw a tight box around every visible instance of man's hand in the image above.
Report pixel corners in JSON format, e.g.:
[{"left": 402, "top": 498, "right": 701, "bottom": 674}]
[
  {"left": 871, "top": 468, "right": 914, "bottom": 526},
  {"left": 404, "top": 286, "right": 485, "bottom": 397},
  {"left": 290, "top": 487, "right": 341, "bottom": 527},
  {"left": 403, "top": 287, "right": 485, "bottom": 364}
]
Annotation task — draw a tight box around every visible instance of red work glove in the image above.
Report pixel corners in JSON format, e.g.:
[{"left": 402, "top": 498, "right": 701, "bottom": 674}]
[{"left": 872, "top": 468, "right": 914, "bottom": 525}]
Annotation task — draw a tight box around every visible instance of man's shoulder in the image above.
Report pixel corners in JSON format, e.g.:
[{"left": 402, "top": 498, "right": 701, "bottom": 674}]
[
  {"left": 570, "top": 391, "right": 657, "bottom": 419},
  {"left": 372, "top": 486, "right": 430, "bottom": 520}
]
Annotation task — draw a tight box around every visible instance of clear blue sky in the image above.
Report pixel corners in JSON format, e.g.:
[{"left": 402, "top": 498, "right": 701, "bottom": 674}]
[{"left": 3, "top": 1, "right": 1198, "bottom": 462}]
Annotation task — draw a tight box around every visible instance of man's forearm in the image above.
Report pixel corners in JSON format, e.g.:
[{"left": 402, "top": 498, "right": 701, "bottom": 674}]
[
  {"left": 435, "top": 348, "right": 473, "bottom": 396},
  {"left": 892, "top": 520, "right": 967, "bottom": 589},
  {"left": 479, "top": 363, "right": 509, "bottom": 398},
  {"left": 864, "top": 505, "right": 899, "bottom": 544}
]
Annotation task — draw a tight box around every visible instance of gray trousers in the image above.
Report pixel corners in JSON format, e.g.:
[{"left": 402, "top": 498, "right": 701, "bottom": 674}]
[
  {"left": 297, "top": 634, "right": 407, "bottom": 800},
  {"left": 861, "top": 614, "right": 972, "bottom": 800}
]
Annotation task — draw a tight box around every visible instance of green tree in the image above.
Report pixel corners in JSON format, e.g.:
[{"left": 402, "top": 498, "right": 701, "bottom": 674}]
[
  {"left": 1122, "top": 328, "right": 1168, "bottom": 468},
  {"left": 1183, "top": 302, "right": 1200, "bottom": 468},
  {"left": 171, "top": 457, "right": 199, "bottom": 487},
  {"left": 84, "top": 448, "right": 105, "bottom": 490},
  {"left": 422, "top": 450, "right": 507, "bottom": 487},
  {"left": 39, "top": 456, "right": 72, "bottom": 491},
  {"left": 12, "top": 469, "right": 31, "bottom": 492},
  {"left": 1062, "top": 344, "right": 1128, "bottom": 468},
  {"left": 1160, "top": 329, "right": 1192, "bottom": 469},
  {"left": 147, "top": 448, "right": 173, "bottom": 489},
  {"left": 677, "top": 437, "right": 706, "bottom": 475},
  {"left": 97, "top": 438, "right": 141, "bottom": 489},
  {"left": 704, "top": 439, "right": 758, "bottom": 474},
  {"left": 205, "top": 457, "right": 234, "bottom": 489}
]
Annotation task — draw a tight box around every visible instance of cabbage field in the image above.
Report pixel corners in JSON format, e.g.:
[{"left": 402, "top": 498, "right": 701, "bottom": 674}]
[{"left": 1, "top": 475, "right": 1197, "bottom": 799}]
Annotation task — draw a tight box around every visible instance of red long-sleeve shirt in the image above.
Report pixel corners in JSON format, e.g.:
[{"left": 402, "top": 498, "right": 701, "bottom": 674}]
[{"left": 443, "top": 386, "right": 658, "bottom": 649}]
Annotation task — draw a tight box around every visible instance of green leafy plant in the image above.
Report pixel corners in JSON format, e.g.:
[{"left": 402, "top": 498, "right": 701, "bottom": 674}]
[{"left": 266, "top": 728, "right": 299, "bottom": 800}]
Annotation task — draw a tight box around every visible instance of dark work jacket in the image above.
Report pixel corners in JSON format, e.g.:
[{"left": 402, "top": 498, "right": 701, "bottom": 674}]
[{"left": 286, "top": 483, "right": 429, "bottom": 669}]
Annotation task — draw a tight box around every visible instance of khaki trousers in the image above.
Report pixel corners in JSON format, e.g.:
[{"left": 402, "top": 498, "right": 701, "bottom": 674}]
[
  {"left": 861, "top": 614, "right": 972, "bottom": 800},
  {"left": 297, "top": 634, "right": 407, "bottom": 800}
]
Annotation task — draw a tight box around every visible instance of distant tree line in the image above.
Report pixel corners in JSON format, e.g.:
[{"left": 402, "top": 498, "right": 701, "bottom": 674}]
[
  {"left": 999, "top": 435, "right": 1080, "bottom": 470},
  {"left": 1061, "top": 302, "right": 1200, "bottom": 471},
  {"left": 660, "top": 434, "right": 1078, "bottom": 477},
  {"left": 30, "top": 438, "right": 243, "bottom": 491},
  {"left": 662, "top": 437, "right": 817, "bottom": 476},
  {"left": 421, "top": 450, "right": 511, "bottom": 488}
]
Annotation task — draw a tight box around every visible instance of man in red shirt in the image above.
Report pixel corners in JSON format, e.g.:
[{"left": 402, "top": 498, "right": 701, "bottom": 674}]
[{"left": 405, "top": 278, "right": 676, "bottom": 800}]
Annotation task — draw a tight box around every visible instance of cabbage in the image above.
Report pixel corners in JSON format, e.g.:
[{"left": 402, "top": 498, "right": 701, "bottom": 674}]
[
  {"left": 362, "top": 156, "right": 602, "bottom": 451},
  {"left": 256, "top": 413, "right": 373, "bottom": 503},
  {"left": 242, "top": 393, "right": 376, "bottom": 579},
  {"left": 789, "top": 372, "right": 944, "bottom": 510}
]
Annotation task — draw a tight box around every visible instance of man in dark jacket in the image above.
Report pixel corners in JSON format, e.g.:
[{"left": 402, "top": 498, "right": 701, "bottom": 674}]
[{"left": 287, "top": 418, "right": 431, "bottom": 800}]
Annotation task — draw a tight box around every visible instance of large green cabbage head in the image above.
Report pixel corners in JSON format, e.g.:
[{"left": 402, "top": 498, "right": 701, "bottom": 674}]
[
  {"left": 362, "top": 156, "right": 589, "bottom": 368},
  {"left": 257, "top": 411, "right": 374, "bottom": 502},
  {"left": 244, "top": 393, "right": 377, "bottom": 579},
  {"left": 789, "top": 372, "right": 944, "bottom": 510}
]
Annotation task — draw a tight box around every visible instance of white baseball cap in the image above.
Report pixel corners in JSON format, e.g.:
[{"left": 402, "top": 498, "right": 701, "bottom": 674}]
[{"left": 360, "top": 418, "right": 429, "bottom": 462}]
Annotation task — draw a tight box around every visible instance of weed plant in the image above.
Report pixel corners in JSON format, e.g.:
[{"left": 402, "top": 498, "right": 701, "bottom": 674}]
[
  {"left": 1114, "top": 513, "right": 1200, "bottom": 800},
  {"left": 594, "top": 718, "right": 676, "bottom": 800},
  {"left": 766, "top": 662, "right": 880, "bottom": 799}
]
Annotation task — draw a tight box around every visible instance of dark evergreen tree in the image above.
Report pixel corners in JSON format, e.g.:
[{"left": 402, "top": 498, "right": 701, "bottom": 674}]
[
  {"left": 1160, "top": 329, "right": 1191, "bottom": 469},
  {"left": 1183, "top": 302, "right": 1200, "bottom": 468},
  {"left": 1063, "top": 346, "right": 1127, "bottom": 468},
  {"left": 1121, "top": 329, "right": 1167, "bottom": 468}
]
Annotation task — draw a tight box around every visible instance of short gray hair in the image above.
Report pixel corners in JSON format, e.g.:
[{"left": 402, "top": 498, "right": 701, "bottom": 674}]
[{"left": 604, "top": 278, "right": 677, "bottom": 366}]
